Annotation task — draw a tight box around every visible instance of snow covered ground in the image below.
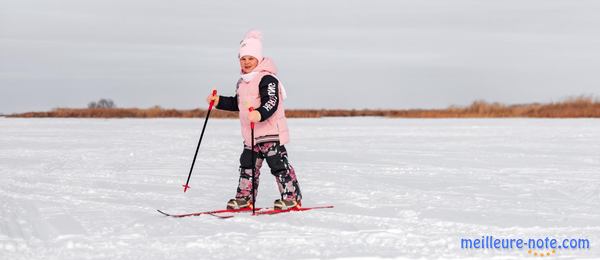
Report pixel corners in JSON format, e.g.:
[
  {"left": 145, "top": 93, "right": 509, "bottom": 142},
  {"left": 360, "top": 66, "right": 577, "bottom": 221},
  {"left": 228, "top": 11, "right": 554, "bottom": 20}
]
[{"left": 1, "top": 117, "right": 599, "bottom": 259}]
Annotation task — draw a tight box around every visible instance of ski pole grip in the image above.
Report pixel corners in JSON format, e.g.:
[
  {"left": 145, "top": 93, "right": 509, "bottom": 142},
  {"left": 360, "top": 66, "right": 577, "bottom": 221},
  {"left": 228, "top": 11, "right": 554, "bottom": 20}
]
[
  {"left": 208, "top": 89, "right": 217, "bottom": 110},
  {"left": 249, "top": 107, "right": 255, "bottom": 129}
]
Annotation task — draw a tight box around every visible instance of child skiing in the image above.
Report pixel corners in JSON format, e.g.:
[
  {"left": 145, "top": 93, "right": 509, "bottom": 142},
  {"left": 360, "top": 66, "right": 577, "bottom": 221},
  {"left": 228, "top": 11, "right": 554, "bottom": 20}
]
[{"left": 206, "top": 30, "right": 302, "bottom": 210}]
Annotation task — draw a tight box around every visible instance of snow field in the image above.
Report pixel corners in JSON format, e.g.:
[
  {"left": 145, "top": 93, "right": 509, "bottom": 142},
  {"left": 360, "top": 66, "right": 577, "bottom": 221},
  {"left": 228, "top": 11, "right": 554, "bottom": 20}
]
[{"left": 1, "top": 118, "right": 599, "bottom": 259}]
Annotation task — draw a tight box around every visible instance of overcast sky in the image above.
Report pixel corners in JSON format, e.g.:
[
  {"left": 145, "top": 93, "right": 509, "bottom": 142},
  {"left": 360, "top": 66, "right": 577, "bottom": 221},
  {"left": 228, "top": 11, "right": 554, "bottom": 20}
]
[{"left": 1, "top": 0, "right": 600, "bottom": 114}]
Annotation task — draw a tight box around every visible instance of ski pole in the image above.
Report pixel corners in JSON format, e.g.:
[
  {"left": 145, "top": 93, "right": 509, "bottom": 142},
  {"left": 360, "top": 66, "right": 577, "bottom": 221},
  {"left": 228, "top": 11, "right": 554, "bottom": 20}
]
[
  {"left": 249, "top": 107, "right": 256, "bottom": 214},
  {"left": 183, "top": 89, "right": 217, "bottom": 192}
]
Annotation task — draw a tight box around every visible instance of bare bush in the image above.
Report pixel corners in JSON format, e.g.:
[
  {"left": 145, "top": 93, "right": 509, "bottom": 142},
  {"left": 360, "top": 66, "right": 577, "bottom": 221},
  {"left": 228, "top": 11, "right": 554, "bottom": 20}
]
[{"left": 88, "top": 99, "right": 116, "bottom": 109}]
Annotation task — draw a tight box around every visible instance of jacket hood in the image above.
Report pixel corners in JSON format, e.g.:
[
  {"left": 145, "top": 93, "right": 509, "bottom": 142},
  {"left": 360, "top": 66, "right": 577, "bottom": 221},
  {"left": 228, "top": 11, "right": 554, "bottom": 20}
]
[{"left": 244, "top": 57, "right": 278, "bottom": 75}]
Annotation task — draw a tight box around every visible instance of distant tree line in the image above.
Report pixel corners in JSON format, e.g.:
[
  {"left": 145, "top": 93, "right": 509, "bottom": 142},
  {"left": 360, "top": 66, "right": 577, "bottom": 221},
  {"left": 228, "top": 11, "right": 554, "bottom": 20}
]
[
  {"left": 88, "top": 99, "right": 116, "bottom": 109},
  {"left": 8, "top": 96, "right": 600, "bottom": 118}
]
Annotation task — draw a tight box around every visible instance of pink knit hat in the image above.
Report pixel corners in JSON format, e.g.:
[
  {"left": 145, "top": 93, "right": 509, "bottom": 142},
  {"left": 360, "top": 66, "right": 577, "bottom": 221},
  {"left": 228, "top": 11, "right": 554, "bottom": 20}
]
[{"left": 238, "top": 30, "right": 263, "bottom": 61}]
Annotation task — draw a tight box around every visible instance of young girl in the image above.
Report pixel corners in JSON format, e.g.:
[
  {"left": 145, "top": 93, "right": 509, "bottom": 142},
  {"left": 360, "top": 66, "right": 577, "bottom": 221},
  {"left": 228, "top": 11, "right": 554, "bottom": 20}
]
[{"left": 206, "top": 30, "right": 302, "bottom": 210}]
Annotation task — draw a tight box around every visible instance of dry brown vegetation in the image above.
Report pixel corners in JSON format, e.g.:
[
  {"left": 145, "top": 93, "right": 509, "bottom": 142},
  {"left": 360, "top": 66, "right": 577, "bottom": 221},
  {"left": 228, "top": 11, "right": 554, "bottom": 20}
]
[{"left": 8, "top": 96, "right": 600, "bottom": 118}]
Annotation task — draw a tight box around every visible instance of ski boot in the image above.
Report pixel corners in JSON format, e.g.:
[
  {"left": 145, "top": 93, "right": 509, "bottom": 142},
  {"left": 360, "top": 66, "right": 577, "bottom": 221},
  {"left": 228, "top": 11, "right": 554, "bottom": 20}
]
[
  {"left": 273, "top": 199, "right": 301, "bottom": 210},
  {"left": 227, "top": 197, "right": 252, "bottom": 210}
]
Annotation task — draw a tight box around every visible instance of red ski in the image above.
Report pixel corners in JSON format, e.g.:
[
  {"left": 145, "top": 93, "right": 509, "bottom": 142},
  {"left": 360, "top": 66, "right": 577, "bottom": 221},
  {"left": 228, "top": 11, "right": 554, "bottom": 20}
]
[
  {"left": 157, "top": 207, "right": 262, "bottom": 219},
  {"left": 157, "top": 205, "right": 334, "bottom": 219},
  {"left": 254, "top": 205, "right": 334, "bottom": 216}
]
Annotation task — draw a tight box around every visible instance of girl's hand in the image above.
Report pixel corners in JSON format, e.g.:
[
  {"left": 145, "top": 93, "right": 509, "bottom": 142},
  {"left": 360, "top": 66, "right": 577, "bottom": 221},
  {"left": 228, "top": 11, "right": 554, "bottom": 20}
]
[
  {"left": 248, "top": 110, "right": 261, "bottom": 123},
  {"left": 206, "top": 89, "right": 219, "bottom": 106}
]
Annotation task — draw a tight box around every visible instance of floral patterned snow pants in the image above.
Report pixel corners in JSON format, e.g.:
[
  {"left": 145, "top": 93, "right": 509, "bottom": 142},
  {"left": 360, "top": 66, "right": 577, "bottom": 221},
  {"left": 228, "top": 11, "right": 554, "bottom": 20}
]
[{"left": 235, "top": 141, "right": 302, "bottom": 201}]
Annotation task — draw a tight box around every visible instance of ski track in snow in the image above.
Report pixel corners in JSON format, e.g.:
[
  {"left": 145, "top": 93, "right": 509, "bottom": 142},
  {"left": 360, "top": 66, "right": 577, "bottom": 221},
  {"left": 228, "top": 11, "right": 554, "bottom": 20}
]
[{"left": 0, "top": 118, "right": 599, "bottom": 259}]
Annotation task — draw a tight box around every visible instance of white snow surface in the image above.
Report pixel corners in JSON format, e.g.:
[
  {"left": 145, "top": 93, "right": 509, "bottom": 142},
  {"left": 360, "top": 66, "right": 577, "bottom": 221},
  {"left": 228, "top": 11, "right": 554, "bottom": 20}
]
[{"left": 1, "top": 117, "right": 599, "bottom": 259}]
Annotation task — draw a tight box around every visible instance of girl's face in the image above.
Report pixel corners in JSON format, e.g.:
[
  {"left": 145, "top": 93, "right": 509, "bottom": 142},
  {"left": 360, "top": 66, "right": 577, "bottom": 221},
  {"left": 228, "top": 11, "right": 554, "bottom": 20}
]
[{"left": 240, "top": 55, "right": 259, "bottom": 74}]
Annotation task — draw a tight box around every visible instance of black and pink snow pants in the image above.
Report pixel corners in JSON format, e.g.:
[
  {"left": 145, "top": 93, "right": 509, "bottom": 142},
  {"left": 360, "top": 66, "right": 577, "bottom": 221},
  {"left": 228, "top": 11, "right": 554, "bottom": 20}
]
[{"left": 235, "top": 141, "right": 302, "bottom": 201}]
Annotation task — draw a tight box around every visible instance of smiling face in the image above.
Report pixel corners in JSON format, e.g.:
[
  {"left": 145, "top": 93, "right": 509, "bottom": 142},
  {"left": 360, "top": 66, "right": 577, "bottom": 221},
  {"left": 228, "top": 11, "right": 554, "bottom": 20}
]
[{"left": 239, "top": 55, "right": 259, "bottom": 74}]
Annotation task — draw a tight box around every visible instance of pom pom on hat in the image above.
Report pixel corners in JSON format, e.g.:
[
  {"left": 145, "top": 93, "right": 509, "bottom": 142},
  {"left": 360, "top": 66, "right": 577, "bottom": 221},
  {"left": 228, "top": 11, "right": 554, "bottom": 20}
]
[
  {"left": 244, "top": 30, "right": 262, "bottom": 41},
  {"left": 239, "top": 30, "right": 263, "bottom": 61}
]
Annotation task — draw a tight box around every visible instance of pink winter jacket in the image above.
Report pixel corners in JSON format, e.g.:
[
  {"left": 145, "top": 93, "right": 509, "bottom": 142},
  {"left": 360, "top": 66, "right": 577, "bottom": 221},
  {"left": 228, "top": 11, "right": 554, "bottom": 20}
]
[{"left": 237, "top": 58, "right": 289, "bottom": 146}]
